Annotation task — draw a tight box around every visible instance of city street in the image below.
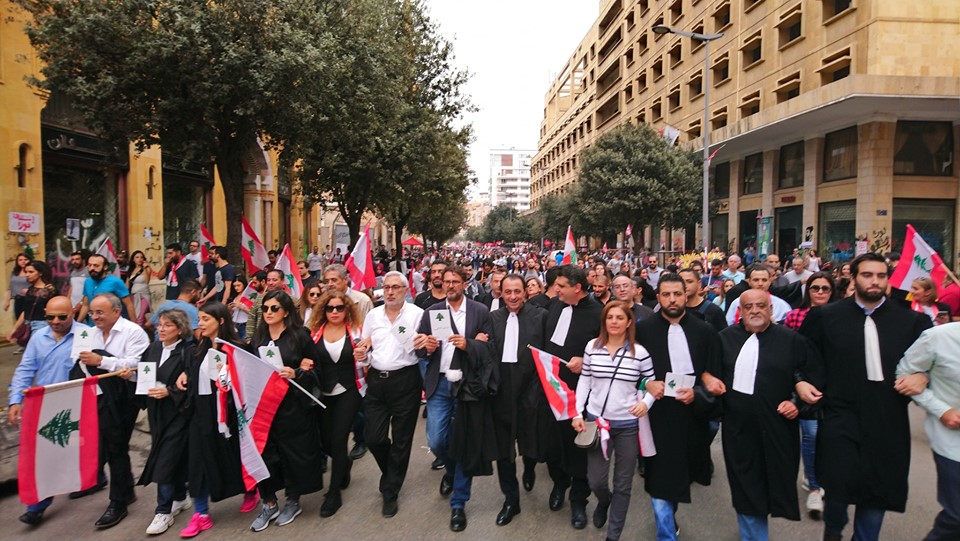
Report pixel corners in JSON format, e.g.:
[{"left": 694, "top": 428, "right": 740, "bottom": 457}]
[{"left": 0, "top": 342, "right": 943, "bottom": 541}]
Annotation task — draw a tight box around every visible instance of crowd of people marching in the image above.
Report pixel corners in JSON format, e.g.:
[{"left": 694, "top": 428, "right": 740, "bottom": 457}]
[{"left": 6, "top": 241, "right": 959, "bottom": 541}]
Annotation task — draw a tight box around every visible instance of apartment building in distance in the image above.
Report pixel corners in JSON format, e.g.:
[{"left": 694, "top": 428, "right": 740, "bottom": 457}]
[
  {"left": 489, "top": 148, "right": 535, "bottom": 212},
  {"left": 532, "top": 0, "right": 960, "bottom": 265}
]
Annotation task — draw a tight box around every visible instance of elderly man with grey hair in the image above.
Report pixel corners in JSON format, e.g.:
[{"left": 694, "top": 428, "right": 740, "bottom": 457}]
[
  {"left": 723, "top": 255, "right": 746, "bottom": 285},
  {"left": 323, "top": 264, "right": 374, "bottom": 323},
  {"left": 782, "top": 256, "right": 813, "bottom": 284},
  {"left": 72, "top": 293, "right": 150, "bottom": 529}
]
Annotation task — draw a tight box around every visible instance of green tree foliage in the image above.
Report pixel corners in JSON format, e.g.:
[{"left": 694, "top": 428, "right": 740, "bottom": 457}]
[
  {"left": 575, "top": 123, "right": 702, "bottom": 245},
  {"left": 467, "top": 205, "right": 536, "bottom": 244},
  {"left": 14, "top": 0, "right": 338, "bottom": 262},
  {"left": 527, "top": 193, "right": 577, "bottom": 244}
]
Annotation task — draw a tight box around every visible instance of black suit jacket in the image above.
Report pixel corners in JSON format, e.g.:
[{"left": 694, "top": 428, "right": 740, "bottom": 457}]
[{"left": 416, "top": 298, "right": 492, "bottom": 399}]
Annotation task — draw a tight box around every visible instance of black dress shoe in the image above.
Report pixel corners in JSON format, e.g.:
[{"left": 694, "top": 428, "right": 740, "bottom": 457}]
[
  {"left": 19, "top": 510, "right": 43, "bottom": 526},
  {"left": 349, "top": 442, "right": 368, "bottom": 460},
  {"left": 450, "top": 508, "right": 467, "bottom": 532},
  {"left": 495, "top": 503, "right": 521, "bottom": 526},
  {"left": 94, "top": 503, "right": 127, "bottom": 529},
  {"left": 522, "top": 468, "right": 535, "bottom": 491},
  {"left": 439, "top": 474, "right": 454, "bottom": 497},
  {"left": 571, "top": 505, "right": 587, "bottom": 530},
  {"left": 548, "top": 485, "right": 565, "bottom": 511},
  {"left": 69, "top": 478, "right": 107, "bottom": 499},
  {"left": 382, "top": 498, "right": 398, "bottom": 518},
  {"left": 320, "top": 494, "right": 342, "bottom": 518},
  {"left": 593, "top": 501, "right": 610, "bottom": 528},
  {"left": 431, "top": 457, "right": 445, "bottom": 470}
]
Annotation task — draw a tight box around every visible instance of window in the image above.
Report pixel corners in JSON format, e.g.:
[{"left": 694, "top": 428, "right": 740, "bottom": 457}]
[
  {"left": 147, "top": 167, "right": 155, "bottom": 199},
  {"left": 652, "top": 57, "right": 664, "bottom": 80},
  {"left": 713, "top": 162, "right": 730, "bottom": 198},
  {"left": 742, "top": 153, "right": 763, "bottom": 194},
  {"left": 626, "top": 10, "right": 635, "bottom": 30},
  {"left": 691, "top": 21, "right": 705, "bottom": 51},
  {"left": 741, "top": 31, "right": 763, "bottom": 68},
  {"left": 688, "top": 71, "right": 703, "bottom": 98},
  {"left": 713, "top": 53, "right": 730, "bottom": 85},
  {"left": 638, "top": 0, "right": 649, "bottom": 15},
  {"left": 688, "top": 119, "right": 702, "bottom": 139},
  {"left": 893, "top": 199, "right": 955, "bottom": 267},
  {"left": 712, "top": 106, "right": 728, "bottom": 130},
  {"left": 624, "top": 83, "right": 634, "bottom": 103},
  {"left": 651, "top": 97, "right": 663, "bottom": 120},
  {"left": 638, "top": 72, "right": 648, "bottom": 93},
  {"left": 894, "top": 121, "right": 954, "bottom": 176},
  {"left": 713, "top": 1, "right": 731, "bottom": 31},
  {"left": 668, "top": 85, "right": 681, "bottom": 111},
  {"left": 823, "top": 0, "right": 853, "bottom": 22},
  {"left": 638, "top": 32, "right": 649, "bottom": 55},
  {"left": 777, "top": 5, "right": 803, "bottom": 48},
  {"left": 819, "top": 47, "right": 851, "bottom": 85},
  {"left": 740, "top": 91, "right": 760, "bottom": 118},
  {"left": 819, "top": 200, "right": 856, "bottom": 264},
  {"left": 669, "top": 41, "right": 683, "bottom": 67},
  {"left": 637, "top": 110, "right": 646, "bottom": 124},
  {"left": 626, "top": 45, "right": 635, "bottom": 66},
  {"left": 744, "top": 0, "right": 763, "bottom": 12},
  {"left": 778, "top": 141, "right": 804, "bottom": 189},
  {"left": 653, "top": 14, "right": 665, "bottom": 38},
  {"left": 670, "top": 0, "right": 683, "bottom": 23},
  {"left": 823, "top": 126, "right": 858, "bottom": 181},
  {"left": 775, "top": 71, "right": 801, "bottom": 103},
  {"left": 17, "top": 144, "right": 29, "bottom": 188}
]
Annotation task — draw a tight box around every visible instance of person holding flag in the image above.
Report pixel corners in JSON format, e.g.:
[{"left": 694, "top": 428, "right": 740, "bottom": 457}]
[
  {"left": 9, "top": 296, "right": 91, "bottom": 526},
  {"left": 160, "top": 243, "right": 200, "bottom": 301},
  {"left": 561, "top": 226, "right": 578, "bottom": 265},
  {"left": 274, "top": 244, "right": 304, "bottom": 301}
]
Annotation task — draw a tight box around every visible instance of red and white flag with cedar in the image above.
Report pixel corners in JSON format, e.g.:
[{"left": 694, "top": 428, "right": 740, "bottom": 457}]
[
  {"left": 275, "top": 243, "right": 304, "bottom": 299},
  {"left": 561, "top": 226, "right": 578, "bottom": 265},
  {"left": 625, "top": 224, "right": 632, "bottom": 237},
  {"left": 199, "top": 224, "right": 217, "bottom": 263},
  {"left": 345, "top": 224, "right": 377, "bottom": 292},
  {"left": 890, "top": 224, "right": 948, "bottom": 290},
  {"left": 529, "top": 346, "right": 578, "bottom": 420},
  {"left": 218, "top": 342, "right": 289, "bottom": 491},
  {"left": 241, "top": 216, "right": 270, "bottom": 272},
  {"left": 96, "top": 238, "right": 121, "bottom": 278},
  {"left": 19, "top": 377, "right": 100, "bottom": 505},
  {"left": 236, "top": 282, "right": 260, "bottom": 310}
]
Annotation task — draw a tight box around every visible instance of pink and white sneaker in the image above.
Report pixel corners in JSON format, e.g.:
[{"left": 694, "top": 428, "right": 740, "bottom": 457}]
[
  {"left": 240, "top": 492, "right": 259, "bottom": 513},
  {"left": 179, "top": 513, "right": 212, "bottom": 538}
]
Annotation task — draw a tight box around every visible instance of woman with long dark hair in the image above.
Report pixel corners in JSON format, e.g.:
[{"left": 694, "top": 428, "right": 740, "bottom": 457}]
[
  {"left": 174, "top": 302, "right": 253, "bottom": 537},
  {"left": 5, "top": 253, "right": 31, "bottom": 340},
  {"left": 227, "top": 277, "right": 249, "bottom": 339},
  {"left": 305, "top": 290, "right": 364, "bottom": 517},
  {"left": 248, "top": 291, "right": 324, "bottom": 532},
  {"left": 126, "top": 250, "right": 153, "bottom": 326},
  {"left": 6, "top": 260, "right": 56, "bottom": 344}
]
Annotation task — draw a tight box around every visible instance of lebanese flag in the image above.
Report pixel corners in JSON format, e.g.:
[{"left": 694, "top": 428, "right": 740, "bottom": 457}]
[
  {"left": 625, "top": 224, "right": 632, "bottom": 237},
  {"left": 200, "top": 224, "right": 217, "bottom": 264},
  {"left": 241, "top": 216, "right": 270, "bottom": 272},
  {"left": 561, "top": 225, "right": 578, "bottom": 265},
  {"left": 236, "top": 282, "right": 260, "bottom": 310},
  {"left": 275, "top": 243, "right": 304, "bottom": 299},
  {"left": 345, "top": 224, "right": 377, "bottom": 293},
  {"left": 890, "top": 224, "right": 947, "bottom": 290},
  {"left": 96, "top": 238, "right": 121, "bottom": 277},
  {"left": 529, "top": 346, "right": 578, "bottom": 420},
  {"left": 602, "top": 242, "right": 608, "bottom": 253},
  {"left": 19, "top": 377, "right": 99, "bottom": 505},
  {"left": 219, "top": 342, "right": 288, "bottom": 491}
]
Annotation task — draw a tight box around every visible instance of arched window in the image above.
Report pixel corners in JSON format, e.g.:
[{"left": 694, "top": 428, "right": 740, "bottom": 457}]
[{"left": 18, "top": 143, "right": 29, "bottom": 188}]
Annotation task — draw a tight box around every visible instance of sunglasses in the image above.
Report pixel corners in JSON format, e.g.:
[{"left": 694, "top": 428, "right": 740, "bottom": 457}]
[
  {"left": 309, "top": 292, "right": 322, "bottom": 298},
  {"left": 45, "top": 314, "right": 70, "bottom": 321},
  {"left": 325, "top": 304, "right": 346, "bottom": 313},
  {"left": 809, "top": 285, "right": 832, "bottom": 293},
  {"left": 264, "top": 305, "right": 283, "bottom": 313}
]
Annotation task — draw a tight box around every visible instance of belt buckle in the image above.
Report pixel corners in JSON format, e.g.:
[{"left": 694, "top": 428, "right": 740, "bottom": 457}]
[{"left": 378, "top": 370, "right": 390, "bottom": 379}]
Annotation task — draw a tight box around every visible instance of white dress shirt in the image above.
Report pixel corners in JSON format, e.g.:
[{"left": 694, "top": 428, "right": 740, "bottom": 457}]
[
  {"left": 362, "top": 302, "right": 425, "bottom": 371},
  {"left": 440, "top": 301, "right": 467, "bottom": 374},
  {"left": 159, "top": 339, "right": 182, "bottom": 368},
  {"left": 79, "top": 317, "right": 150, "bottom": 387}
]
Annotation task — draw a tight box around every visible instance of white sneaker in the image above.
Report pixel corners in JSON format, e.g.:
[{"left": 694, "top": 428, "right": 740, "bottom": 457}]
[
  {"left": 171, "top": 498, "right": 193, "bottom": 517},
  {"left": 146, "top": 513, "right": 174, "bottom": 535},
  {"left": 806, "top": 489, "right": 824, "bottom": 520}
]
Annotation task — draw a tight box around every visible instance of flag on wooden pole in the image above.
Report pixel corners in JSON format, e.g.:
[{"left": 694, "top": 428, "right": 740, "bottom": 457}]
[
  {"left": 529, "top": 346, "right": 578, "bottom": 420},
  {"left": 345, "top": 224, "right": 377, "bottom": 292},
  {"left": 561, "top": 226, "right": 577, "bottom": 265},
  {"left": 95, "top": 238, "right": 120, "bottom": 278},
  {"left": 890, "top": 224, "right": 947, "bottom": 290},
  {"left": 199, "top": 224, "right": 217, "bottom": 263}
]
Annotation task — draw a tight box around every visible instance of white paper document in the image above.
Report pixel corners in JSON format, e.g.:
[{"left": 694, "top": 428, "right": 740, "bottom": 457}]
[
  {"left": 663, "top": 372, "right": 696, "bottom": 398},
  {"left": 135, "top": 362, "right": 159, "bottom": 395},
  {"left": 199, "top": 349, "right": 227, "bottom": 395},
  {"left": 430, "top": 311, "right": 454, "bottom": 342},
  {"left": 71, "top": 328, "right": 97, "bottom": 359}
]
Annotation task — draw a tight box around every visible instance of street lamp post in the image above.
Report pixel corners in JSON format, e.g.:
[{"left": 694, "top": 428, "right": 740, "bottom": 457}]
[{"left": 652, "top": 24, "right": 723, "bottom": 254}]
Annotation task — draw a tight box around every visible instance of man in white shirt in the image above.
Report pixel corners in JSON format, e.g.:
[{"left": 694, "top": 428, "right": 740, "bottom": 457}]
[
  {"left": 324, "top": 264, "right": 373, "bottom": 324},
  {"left": 782, "top": 256, "right": 813, "bottom": 284},
  {"left": 183, "top": 240, "right": 203, "bottom": 271},
  {"left": 75, "top": 293, "right": 150, "bottom": 529},
  {"left": 307, "top": 246, "right": 324, "bottom": 279},
  {"left": 725, "top": 265, "right": 793, "bottom": 325},
  {"left": 356, "top": 271, "right": 424, "bottom": 518},
  {"left": 645, "top": 255, "right": 665, "bottom": 289}
]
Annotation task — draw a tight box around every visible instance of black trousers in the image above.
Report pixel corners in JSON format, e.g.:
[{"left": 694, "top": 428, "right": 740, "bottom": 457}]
[
  {"left": 363, "top": 365, "right": 422, "bottom": 502},
  {"left": 99, "top": 399, "right": 138, "bottom": 505},
  {"left": 547, "top": 420, "right": 590, "bottom": 508},
  {"left": 497, "top": 459, "right": 520, "bottom": 507},
  {"left": 320, "top": 389, "right": 362, "bottom": 498}
]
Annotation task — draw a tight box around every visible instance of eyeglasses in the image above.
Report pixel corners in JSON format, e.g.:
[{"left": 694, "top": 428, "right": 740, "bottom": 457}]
[
  {"left": 264, "top": 305, "right": 283, "bottom": 313},
  {"left": 382, "top": 285, "right": 406, "bottom": 292},
  {"left": 45, "top": 314, "right": 70, "bottom": 321},
  {"left": 309, "top": 292, "right": 322, "bottom": 298},
  {"left": 325, "top": 304, "right": 346, "bottom": 313},
  {"left": 809, "top": 285, "right": 832, "bottom": 293}
]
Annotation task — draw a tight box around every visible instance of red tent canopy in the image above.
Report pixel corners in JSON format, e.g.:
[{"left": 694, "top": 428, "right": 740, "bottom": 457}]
[{"left": 401, "top": 237, "right": 423, "bottom": 247}]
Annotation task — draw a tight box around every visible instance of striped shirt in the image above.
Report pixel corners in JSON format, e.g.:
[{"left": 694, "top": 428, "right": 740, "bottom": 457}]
[{"left": 576, "top": 339, "right": 655, "bottom": 423}]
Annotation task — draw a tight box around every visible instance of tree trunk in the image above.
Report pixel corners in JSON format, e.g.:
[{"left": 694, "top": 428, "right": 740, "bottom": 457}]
[
  {"left": 215, "top": 140, "right": 249, "bottom": 271},
  {"left": 393, "top": 213, "right": 410, "bottom": 269}
]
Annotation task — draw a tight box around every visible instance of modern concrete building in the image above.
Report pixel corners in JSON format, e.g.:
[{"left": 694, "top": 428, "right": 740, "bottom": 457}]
[
  {"left": 489, "top": 148, "right": 535, "bottom": 212},
  {"left": 532, "top": 0, "right": 960, "bottom": 265}
]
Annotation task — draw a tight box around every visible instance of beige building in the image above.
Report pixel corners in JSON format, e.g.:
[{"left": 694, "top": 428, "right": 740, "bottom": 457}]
[{"left": 532, "top": 0, "right": 960, "bottom": 266}]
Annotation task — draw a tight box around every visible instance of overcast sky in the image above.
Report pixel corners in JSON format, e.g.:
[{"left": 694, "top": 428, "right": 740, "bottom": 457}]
[{"left": 422, "top": 0, "right": 599, "bottom": 201}]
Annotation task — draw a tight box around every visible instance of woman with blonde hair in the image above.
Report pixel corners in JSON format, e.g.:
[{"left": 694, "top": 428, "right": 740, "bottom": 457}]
[{"left": 909, "top": 276, "right": 951, "bottom": 325}]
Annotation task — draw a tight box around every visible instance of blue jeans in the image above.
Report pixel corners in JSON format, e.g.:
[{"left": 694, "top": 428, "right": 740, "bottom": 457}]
[
  {"left": 924, "top": 451, "right": 960, "bottom": 541},
  {"left": 651, "top": 498, "right": 679, "bottom": 541},
  {"left": 424, "top": 373, "right": 456, "bottom": 468},
  {"left": 156, "top": 482, "right": 188, "bottom": 514},
  {"left": 823, "top": 497, "right": 885, "bottom": 541},
  {"left": 27, "top": 497, "right": 53, "bottom": 513},
  {"left": 799, "top": 419, "right": 820, "bottom": 490},
  {"left": 236, "top": 323, "right": 246, "bottom": 340},
  {"left": 194, "top": 483, "right": 210, "bottom": 515},
  {"left": 450, "top": 462, "right": 473, "bottom": 510},
  {"left": 737, "top": 514, "right": 769, "bottom": 541}
]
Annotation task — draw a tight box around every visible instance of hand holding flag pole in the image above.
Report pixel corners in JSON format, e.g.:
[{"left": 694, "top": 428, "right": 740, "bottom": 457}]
[
  {"left": 526, "top": 343, "right": 568, "bottom": 364},
  {"left": 215, "top": 339, "right": 326, "bottom": 408}
]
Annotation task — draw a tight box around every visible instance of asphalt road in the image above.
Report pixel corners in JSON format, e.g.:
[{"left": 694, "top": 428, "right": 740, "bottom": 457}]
[{"left": 0, "top": 343, "right": 943, "bottom": 541}]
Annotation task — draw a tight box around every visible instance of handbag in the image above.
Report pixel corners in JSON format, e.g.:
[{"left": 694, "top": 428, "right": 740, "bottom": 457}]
[
  {"left": 12, "top": 294, "right": 41, "bottom": 348},
  {"left": 574, "top": 346, "right": 627, "bottom": 449}
]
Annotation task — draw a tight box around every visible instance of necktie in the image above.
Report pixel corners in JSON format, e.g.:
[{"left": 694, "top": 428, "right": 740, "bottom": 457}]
[
  {"left": 667, "top": 324, "right": 694, "bottom": 374},
  {"left": 502, "top": 312, "right": 519, "bottom": 363},
  {"left": 550, "top": 305, "right": 574, "bottom": 346},
  {"left": 732, "top": 333, "right": 759, "bottom": 395},
  {"left": 864, "top": 315, "right": 883, "bottom": 382}
]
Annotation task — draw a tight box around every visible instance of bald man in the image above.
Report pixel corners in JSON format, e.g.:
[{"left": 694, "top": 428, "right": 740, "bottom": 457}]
[{"left": 9, "top": 296, "right": 92, "bottom": 525}]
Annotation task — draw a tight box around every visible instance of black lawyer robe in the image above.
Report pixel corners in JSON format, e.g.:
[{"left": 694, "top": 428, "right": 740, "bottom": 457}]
[
  {"left": 800, "top": 297, "right": 931, "bottom": 512},
  {"left": 635, "top": 312, "right": 721, "bottom": 503},
  {"left": 139, "top": 340, "right": 192, "bottom": 486},
  {"left": 449, "top": 340, "right": 500, "bottom": 477},
  {"left": 719, "top": 323, "right": 807, "bottom": 521}
]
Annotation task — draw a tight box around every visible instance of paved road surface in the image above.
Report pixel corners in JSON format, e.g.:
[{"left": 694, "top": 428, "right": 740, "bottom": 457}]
[{"left": 0, "top": 343, "right": 943, "bottom": 541}]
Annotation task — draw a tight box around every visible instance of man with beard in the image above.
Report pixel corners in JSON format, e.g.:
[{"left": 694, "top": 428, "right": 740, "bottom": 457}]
[
  {"left": 198, "top": 246, "right": 235, "bottom": 306},
  {"left": 66, "top": 250, "right": 89, "bottom": 318},
  {"left": 478, "top": 270, "right": 506, "bottom": 311},
  {"left": 541, "top": 265, "right": 603, "bottom": 530},
  {"left": 487, "top": 274, "right": 547, "bottom": 526},
  {"left": 799, "top": 253, "right": 932, "bottom": 541},
  {"left": 725, "top": 264, "right": 793, "bottom": 326},
  {"left": 717, "top": 289, "right": 814, "bottom": 540},
  {"left": 160, "top": 243, "right": 199, "bottom": 301},
  {"left": 78, "top": 254, "right": 135, "bottom": 324},
  {"left": 612, "top": 273, "right": 655, "bottom": 324},
  {"left": 645, "top": 255, "right": 665, "bottom": 289},
  {"left": 415, "top": 261, "right": 448, "bottom": 309},
  {"left": 679, "top": 268, "right": 727, "bottom": 332},
  {"left": 636, "top": 273, "right": 721, "bottom": 541}
]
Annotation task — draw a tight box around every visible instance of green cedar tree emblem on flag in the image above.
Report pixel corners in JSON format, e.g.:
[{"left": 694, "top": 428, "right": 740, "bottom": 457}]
[
  {"left": 398, "top": 326, "right": 406, "bottom": 334},
  {"left": 549, "top": 378, "right": 562, "bottom": 394},
  {"left": 286, "top": 274, "right": 295, "bottom": 289},
  {"left": 237, "top": 405, "right": 250, "bottom": 433},
  {"left": 39, "top": 409, "right": 79, "bottom": 448},
  {"left": 247, "top": 240, "right": 255, "bottom": 253},
  {"left": 435, "top": 313, "right": 444, "bottom": 321},
  {"left": 914, "top": 254, "right": 930, "bottom": 272}
]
